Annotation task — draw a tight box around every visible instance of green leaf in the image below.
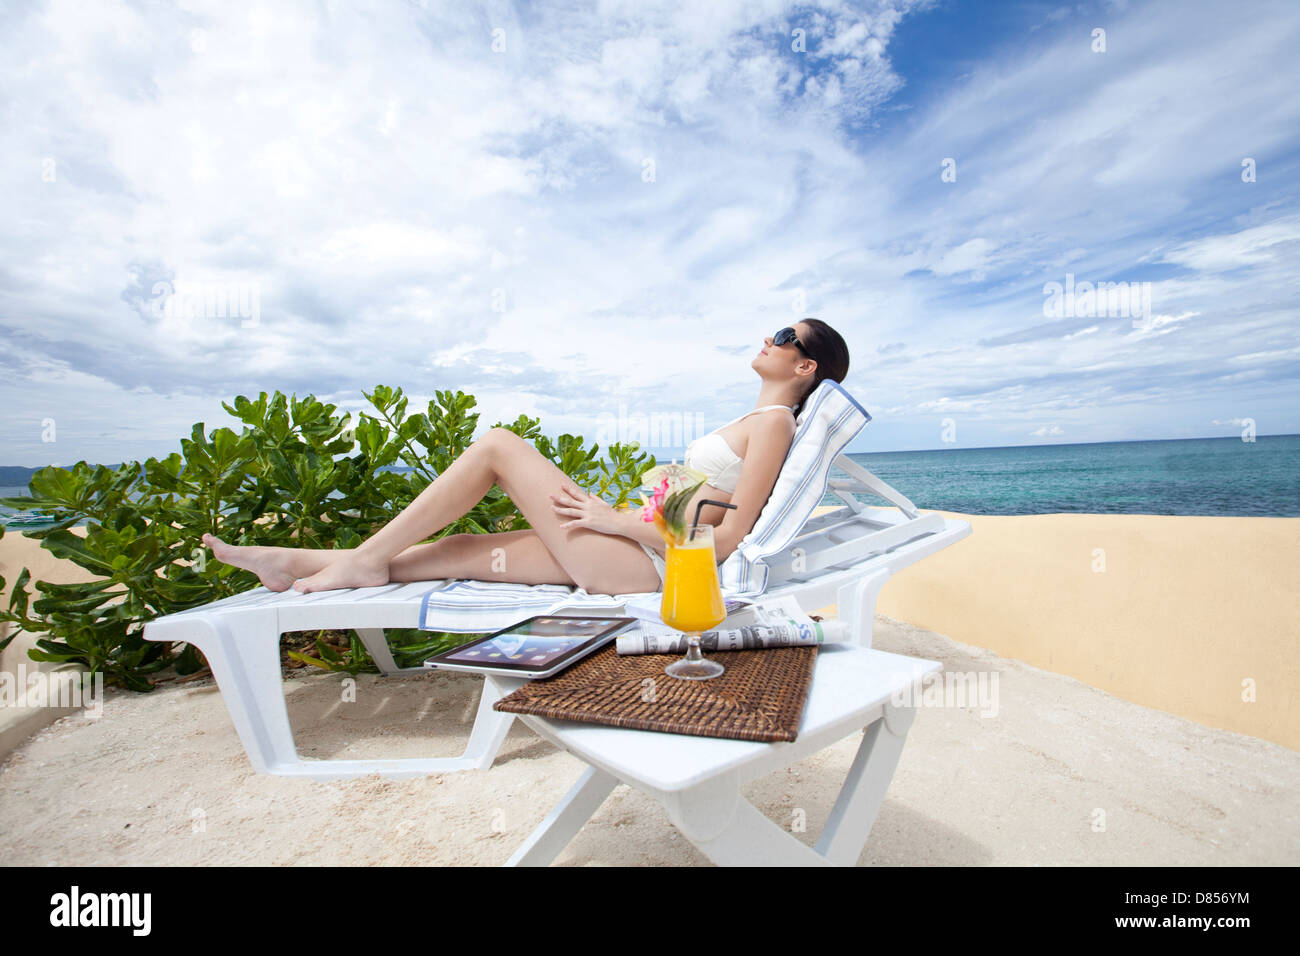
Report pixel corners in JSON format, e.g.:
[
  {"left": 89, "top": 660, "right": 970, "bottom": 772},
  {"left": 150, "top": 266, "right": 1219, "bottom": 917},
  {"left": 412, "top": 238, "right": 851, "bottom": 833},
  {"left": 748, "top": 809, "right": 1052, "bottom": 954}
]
[{"left": 287, "top": 651, "right": 336, "bottom": 670}]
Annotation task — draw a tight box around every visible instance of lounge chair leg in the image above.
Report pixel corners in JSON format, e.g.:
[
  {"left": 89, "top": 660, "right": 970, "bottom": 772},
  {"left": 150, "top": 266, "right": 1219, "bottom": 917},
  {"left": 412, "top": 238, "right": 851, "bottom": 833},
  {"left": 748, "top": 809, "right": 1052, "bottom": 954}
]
[
  {"left": 662, "top": 777, "right": 829, "bottom": 866},
  {"left": 504, "top": 766, "right": 620, "bottom": 867},
  {"left": 184, "top": 610, "right": 525, "bottom": 780},
  {"left": 353, "top": 628, "right": 408, "bottom": 675},
  {"left": 814, "top": 701, "right": 916, "bottom": 865},
  {"left": 353, "top": 630, "right": 517, "bottom": 768},
  {"left": 460, "top": 674, "right": 517, "bottom": 769},
  {"left": 836, "top": 568, "right": 891, "bottom": 648},
  {"left": 196, "top": 608, "right": 301, "bottom": 775}
]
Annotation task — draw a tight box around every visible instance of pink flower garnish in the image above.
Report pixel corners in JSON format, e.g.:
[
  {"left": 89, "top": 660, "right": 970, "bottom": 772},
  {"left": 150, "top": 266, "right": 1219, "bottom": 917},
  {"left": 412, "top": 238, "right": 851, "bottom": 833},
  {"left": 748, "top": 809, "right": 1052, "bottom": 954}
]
[{"left": 640, "top": 477, "right": 671, "bottom": 523}]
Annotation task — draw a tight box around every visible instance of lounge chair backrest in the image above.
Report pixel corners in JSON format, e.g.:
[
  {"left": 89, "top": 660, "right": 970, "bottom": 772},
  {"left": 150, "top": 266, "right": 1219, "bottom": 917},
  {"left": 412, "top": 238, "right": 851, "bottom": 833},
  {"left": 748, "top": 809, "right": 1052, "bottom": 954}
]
[{"left": 718, "top": 379, "right": 872, "bottom": 597}]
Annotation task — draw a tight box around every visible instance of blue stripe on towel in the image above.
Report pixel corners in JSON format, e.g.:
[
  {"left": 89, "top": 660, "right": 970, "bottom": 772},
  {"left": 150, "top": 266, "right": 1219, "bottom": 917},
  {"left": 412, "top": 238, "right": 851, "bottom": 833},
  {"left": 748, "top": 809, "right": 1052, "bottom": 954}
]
[{"left": 418, "top": 579, "right": 644, "bottom": 632}]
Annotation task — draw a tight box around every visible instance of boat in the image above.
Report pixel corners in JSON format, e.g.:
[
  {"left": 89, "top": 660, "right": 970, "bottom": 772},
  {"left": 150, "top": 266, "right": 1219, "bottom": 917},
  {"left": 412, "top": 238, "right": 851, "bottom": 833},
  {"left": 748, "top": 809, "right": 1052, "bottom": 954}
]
[{"left": 2, "top": 511, "right": 54, "bottom": 527}]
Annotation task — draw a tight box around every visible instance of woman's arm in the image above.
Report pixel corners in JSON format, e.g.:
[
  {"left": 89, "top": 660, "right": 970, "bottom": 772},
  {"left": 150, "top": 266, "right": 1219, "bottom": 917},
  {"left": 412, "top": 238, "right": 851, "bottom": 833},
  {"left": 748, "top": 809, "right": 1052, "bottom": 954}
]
[
  {"left": 710, "top": 413, "right": 796, "bottom": 563},
  {"left": 551, "top": 412, "right": 795, "bottom": 560},
  {"left": 608, "top": 505, "right": 675, "bottom": 554},
  {"left": 549, "top": 484, "right": 676, "bottom": 554}
]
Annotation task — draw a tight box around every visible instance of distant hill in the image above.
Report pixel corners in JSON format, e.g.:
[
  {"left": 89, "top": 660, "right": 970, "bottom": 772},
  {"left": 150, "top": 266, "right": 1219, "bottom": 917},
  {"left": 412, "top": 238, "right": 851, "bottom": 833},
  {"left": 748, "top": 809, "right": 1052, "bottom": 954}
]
[
  {"left": 0, "top": 466, "right": 42, "bottom": 486},
  {"left": 0, "top": 463, "right": 129, "bottom": 487},
  {"left": 0, "top": 461, "right": 431, "bottom": 489}
]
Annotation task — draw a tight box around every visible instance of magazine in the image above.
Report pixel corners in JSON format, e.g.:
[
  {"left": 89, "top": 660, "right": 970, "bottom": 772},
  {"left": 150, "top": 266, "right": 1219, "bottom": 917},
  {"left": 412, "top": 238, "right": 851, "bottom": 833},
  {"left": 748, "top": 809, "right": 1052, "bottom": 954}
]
[{"left": 615, "top": 594, "right": 848, "bottom": 655}]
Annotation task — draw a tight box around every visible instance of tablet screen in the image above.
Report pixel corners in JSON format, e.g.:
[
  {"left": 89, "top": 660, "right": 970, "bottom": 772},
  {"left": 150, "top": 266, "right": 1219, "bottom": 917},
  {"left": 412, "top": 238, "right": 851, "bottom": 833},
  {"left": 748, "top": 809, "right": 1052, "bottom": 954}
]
[{"left": 433, "top": 615, "right": 635, "bottom": 671}]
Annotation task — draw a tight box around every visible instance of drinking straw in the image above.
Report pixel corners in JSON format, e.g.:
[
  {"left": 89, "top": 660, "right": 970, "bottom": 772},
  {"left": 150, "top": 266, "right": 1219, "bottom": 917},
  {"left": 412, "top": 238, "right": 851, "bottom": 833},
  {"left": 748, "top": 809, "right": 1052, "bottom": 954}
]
[{"left": 690, "top": 499, "right": 737, "bottom": 540}]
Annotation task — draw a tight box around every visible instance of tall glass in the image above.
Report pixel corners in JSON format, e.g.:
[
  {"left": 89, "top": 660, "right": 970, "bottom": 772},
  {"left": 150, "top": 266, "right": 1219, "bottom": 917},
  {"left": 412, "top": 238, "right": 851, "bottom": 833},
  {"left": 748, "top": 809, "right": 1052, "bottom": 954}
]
[{"left": 660, "top": 524, "right": 728, "bottom": 680}]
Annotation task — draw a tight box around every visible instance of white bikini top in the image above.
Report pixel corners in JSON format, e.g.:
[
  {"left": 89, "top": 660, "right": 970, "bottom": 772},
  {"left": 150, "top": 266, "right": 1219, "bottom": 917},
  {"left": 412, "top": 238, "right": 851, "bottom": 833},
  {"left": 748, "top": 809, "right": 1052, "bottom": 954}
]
[{"left": 684, "top": 405, "right": 796, "bottom": 495}]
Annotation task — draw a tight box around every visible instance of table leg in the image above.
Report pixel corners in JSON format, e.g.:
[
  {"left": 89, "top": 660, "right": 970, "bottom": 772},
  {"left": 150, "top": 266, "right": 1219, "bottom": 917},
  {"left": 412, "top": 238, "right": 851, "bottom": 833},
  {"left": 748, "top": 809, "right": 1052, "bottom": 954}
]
[
  {"left": 662, "top": 776, "right": 829, "bottom": 867},
  {"left": 814, "top": 702, "right": 916, "bottom": 865},
  {"left": 504, "top": 766, "right": 620, "bottom": 867}
]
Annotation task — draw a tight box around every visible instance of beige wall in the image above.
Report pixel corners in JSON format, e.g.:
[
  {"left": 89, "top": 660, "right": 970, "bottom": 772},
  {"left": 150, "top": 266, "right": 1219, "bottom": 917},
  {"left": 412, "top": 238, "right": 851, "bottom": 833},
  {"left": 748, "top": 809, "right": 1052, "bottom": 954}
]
[{"left": 876, "top": 510, "right": 1300, "bottom": 751}]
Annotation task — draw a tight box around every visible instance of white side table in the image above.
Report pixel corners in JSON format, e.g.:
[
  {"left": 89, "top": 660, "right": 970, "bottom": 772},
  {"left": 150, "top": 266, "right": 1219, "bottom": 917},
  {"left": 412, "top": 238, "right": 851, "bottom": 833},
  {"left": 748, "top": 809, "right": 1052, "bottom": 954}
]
[{"left": 504, "top": 644, "right": 941, "bottom": 866}]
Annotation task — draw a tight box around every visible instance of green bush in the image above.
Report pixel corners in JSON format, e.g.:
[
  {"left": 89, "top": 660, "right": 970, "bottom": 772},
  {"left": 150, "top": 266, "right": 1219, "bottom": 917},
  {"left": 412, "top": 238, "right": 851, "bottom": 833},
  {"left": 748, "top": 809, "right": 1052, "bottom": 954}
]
[{"left": 0, "top": 386, "right": 653, "bottom": 690}]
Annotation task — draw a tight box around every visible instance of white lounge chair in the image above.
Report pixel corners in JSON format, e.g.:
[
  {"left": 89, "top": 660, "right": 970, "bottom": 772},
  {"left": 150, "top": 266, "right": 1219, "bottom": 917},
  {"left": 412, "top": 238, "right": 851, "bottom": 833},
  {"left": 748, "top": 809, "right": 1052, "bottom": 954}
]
[{"left": 142, "top": 381, "right": 971, "bottom": 782}]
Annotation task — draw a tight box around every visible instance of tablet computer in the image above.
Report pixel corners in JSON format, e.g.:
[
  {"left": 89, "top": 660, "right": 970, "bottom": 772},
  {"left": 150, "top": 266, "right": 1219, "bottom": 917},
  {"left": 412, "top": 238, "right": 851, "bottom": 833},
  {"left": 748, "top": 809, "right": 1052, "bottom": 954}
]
[{"left": 422, "top": 614, "right": 638, "bottom": 679}]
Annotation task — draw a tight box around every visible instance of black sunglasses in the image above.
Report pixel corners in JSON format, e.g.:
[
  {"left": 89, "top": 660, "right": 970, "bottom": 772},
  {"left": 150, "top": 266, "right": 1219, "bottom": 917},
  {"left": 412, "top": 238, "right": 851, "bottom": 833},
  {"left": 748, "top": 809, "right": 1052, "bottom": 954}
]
[{"left": 773, "top": 326, "right": 811, "bottom": 357}]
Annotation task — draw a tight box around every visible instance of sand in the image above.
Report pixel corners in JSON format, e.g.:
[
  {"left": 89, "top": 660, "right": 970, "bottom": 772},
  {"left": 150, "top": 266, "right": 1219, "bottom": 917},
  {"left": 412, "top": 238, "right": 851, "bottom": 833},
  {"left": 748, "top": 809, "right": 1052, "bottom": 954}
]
[
  {"left": 2, "top": 510, "right": 1297, "bottom": 865},
  {"left": 1, "top": 610, "right": 1296, "bottom": 866}
]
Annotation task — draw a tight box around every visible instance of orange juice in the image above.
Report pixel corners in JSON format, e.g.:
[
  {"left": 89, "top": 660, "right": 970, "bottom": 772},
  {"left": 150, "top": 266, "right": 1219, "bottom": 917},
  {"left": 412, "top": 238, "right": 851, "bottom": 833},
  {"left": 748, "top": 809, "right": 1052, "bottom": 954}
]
[{"left": 660, "top": 528, "right": 726, "bottom": 634}]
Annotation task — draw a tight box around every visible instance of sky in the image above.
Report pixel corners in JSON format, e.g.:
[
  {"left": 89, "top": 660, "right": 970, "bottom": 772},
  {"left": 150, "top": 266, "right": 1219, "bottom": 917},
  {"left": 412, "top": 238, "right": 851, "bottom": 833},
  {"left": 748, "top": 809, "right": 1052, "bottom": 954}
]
[{"left": 1, "top": 0, "right": 1298, "bottom": 467}]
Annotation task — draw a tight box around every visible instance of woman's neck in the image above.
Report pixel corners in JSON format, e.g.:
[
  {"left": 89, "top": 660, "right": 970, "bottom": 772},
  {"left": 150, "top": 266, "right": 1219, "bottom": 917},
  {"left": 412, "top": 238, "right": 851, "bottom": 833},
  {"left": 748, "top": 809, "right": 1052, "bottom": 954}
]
[{"left": 754, "top": 382, "right": 803, "bottom": 410}]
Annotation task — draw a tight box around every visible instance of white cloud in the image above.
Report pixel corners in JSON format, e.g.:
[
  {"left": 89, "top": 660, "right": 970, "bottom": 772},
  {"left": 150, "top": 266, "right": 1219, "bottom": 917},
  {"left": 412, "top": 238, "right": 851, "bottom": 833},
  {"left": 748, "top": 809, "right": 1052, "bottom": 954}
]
[
  {"left": 1160, "top": 220, "right": 1300, "bottom": 272},
  {"left": 1, "top": 0, "right": 1298, "bottom": 464},
  {"left": 927, "top": 238, "right": 998, "bottom": 278},
  {"left": 1127, "top": 311, "right": 1197, "bottom": 335},
  {"left": 315, "top": 224, "right": 486, "bottom": 266},
  {"left": 1228, "top": 346, "right": 1300, "bottom": 363}
]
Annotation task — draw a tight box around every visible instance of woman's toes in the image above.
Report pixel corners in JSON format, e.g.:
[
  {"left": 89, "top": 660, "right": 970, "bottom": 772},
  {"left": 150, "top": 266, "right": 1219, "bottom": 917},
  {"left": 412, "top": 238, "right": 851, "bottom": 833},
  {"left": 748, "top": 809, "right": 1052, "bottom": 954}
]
[
  {"left": 204, "top": 533, "right": 234, "bottom": 561},
  {"left": 289, "top": 558, "right": 388, "bottom": 593},
  {"left": 291, "top": 572, "right": 323, "bottom": 593}
]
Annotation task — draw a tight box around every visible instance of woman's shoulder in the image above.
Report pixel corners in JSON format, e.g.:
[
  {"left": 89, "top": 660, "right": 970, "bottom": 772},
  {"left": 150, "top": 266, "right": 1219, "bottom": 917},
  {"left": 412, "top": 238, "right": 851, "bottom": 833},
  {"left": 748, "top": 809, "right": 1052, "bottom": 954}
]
[
  {"left": 749, "top": 405, "right": 797, "bottom": 428},
  {"left": 744, "top": 404, "right": 797, "bottom": 422},
  {"left": 743, "top": 407, "right": 797, "bottom": 454}
]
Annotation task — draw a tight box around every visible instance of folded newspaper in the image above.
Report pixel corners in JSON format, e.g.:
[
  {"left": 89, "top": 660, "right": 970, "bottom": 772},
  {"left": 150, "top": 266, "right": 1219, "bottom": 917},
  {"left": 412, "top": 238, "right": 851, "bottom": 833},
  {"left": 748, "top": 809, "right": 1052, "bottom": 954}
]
[{"left": 615, "top": 594, "right": 849, "bottom": 655}]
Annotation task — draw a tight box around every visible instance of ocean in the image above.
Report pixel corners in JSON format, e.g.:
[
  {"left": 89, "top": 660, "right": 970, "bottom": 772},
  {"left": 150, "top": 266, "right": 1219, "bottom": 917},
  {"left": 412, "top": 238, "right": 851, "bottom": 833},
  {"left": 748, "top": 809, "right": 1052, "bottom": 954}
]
[
  {"left": 2, "top": 434, "right": 1297, "bottom": 529},
  {"left": 833, "top": 434, "right": 1300, "bottom": 517}
]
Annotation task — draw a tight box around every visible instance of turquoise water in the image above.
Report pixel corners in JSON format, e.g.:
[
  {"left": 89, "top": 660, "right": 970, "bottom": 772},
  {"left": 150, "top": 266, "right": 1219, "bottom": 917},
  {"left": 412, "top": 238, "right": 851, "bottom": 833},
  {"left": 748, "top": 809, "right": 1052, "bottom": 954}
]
[
  {"left": 829, "top": 434, "right": 1300, "bottom": 517},
  {"left": 0, "top": 488, "right": 80, "bottom": 529},
  {"left": 3, "top": 435, "right": 1298, "bottom": 527}
]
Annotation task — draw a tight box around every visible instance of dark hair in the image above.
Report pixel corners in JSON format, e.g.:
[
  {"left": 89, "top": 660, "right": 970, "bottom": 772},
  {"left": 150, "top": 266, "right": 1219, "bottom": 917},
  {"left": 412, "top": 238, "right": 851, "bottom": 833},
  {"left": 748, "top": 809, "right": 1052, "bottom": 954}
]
[{"left": 791, "top": 318, "right": 850, "bottom": 418}]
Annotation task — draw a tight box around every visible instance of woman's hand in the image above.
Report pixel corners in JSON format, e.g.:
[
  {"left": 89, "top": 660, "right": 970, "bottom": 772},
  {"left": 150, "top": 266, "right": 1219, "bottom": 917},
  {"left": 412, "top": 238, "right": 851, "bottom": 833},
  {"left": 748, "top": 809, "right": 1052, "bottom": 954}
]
[{"left": 550, "top": 484, "right": 622, "bottom": 535}]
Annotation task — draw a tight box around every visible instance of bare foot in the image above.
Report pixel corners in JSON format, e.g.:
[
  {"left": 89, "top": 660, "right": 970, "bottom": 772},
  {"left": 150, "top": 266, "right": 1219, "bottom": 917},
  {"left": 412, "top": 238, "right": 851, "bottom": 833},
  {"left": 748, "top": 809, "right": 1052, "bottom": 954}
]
[
  {"left": 202, "top": 533, "right": 297, "bottom": 592},
  {"left": 290, "top": 553, "right": 390, "bottom": 593}
]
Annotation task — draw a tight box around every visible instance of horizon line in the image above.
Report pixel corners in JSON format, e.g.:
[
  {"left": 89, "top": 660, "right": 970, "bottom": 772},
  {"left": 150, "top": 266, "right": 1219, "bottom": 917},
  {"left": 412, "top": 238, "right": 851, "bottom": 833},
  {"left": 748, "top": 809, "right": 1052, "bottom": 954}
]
[
  {"left": 1, "top": 432, "right": 1297, "bottom": 473},
  {"left": 620, "top": 431, "right": 1299, "bottom": 457}
]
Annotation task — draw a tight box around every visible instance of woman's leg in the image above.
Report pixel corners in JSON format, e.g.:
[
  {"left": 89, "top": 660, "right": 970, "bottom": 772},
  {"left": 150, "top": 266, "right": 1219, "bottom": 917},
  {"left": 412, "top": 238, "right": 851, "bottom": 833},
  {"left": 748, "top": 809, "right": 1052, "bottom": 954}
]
[
  {"left": 200, "top": 531, "right": 572, "bottom": 592},
  {"left": 218, "top": 427, "right": 658, "bottom": 595},
  {"left": 203, "top": 430, "right": 528, "bottom": 591},
  {"left": 386, "top": 529, "right": 575, "bottom": 585}
]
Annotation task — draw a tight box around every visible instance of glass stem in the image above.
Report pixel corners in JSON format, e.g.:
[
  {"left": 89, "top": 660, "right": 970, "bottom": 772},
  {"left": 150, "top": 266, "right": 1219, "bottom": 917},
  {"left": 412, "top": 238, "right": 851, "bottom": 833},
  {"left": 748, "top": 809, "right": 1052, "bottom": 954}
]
[{"left": 684, "top": 633, "right": 704, "bottom": 662}]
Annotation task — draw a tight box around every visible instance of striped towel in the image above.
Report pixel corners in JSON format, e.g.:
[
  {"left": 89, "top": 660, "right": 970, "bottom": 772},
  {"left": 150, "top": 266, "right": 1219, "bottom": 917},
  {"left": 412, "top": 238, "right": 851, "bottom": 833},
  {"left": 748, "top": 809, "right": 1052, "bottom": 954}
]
[
  {"left": 418, "top": 579, "right": 651, "bottom": 633},
  {"left": 719, "top": 379, "right": 871, "bottom": 597}
]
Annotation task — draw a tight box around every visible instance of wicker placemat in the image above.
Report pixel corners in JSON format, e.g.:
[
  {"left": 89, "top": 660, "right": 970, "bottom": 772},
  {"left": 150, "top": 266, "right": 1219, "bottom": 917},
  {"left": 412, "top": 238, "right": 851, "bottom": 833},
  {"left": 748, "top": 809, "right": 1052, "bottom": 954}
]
[{"left": 493, "top": 644, "right": 818, "bottom": 743}]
